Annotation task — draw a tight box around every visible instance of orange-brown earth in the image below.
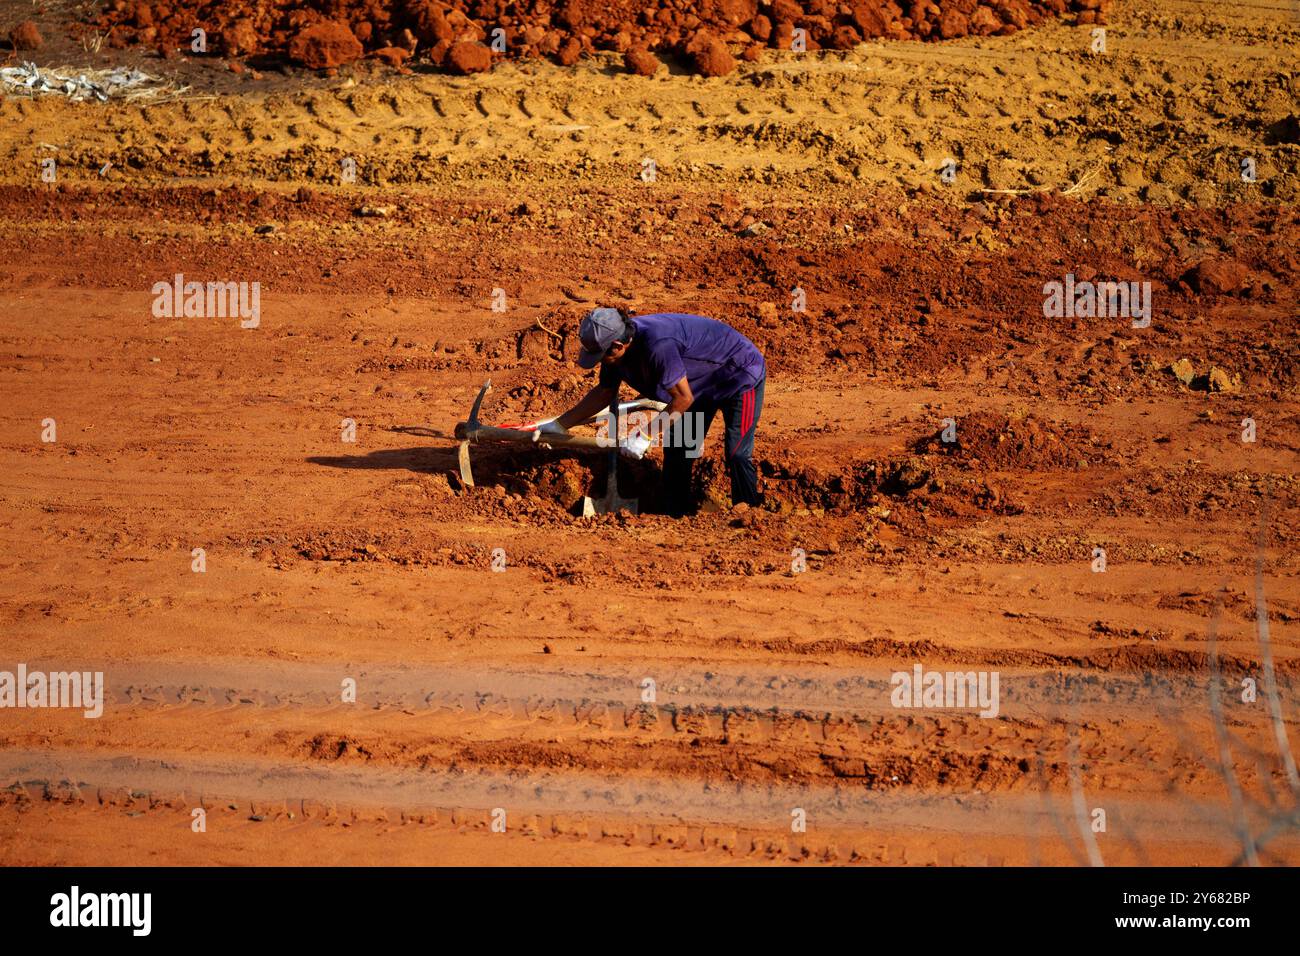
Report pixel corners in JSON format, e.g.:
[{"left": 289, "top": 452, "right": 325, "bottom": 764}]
[
  {"left": 0, "top": 0, "right": 1297, "bottom": 865},
  {"left": 81, "top": 0, "right": 1115, "bottom": 75}
]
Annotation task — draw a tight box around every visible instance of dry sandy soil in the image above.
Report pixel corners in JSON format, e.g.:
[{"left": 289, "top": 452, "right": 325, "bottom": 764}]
[{"left": 0, "top": 0, "right": 1298, "bottom": 866}]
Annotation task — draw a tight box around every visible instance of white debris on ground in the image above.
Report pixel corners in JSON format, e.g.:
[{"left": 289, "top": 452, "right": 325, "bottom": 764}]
[{"left": 0, "top": 63, "right": 188, "bottom": 102}]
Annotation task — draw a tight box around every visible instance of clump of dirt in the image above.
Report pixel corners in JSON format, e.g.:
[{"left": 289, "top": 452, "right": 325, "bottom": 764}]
[
  {"left": 1167, "top": 359, "right": 1243, "bottom": 394},
  {"left": 687, "top": 31, "right": 737, "bottom": 77},
  {"left": 624, "top": 46, "right": 661, "bottom": 76},
  {"left": 687, "top": 455, "right": 743, "bottom": 511},
  {"left": 448, "top": 39, "right": 493, "bottom": 73},
  {"left": 286, "top": 19, "right": 363, "bottom": 68},
  {"left": 300, "top": 733, "right": 377, "bottom": 762},
  {"left": 918, "top": 411, "right": 1098, "bottom": 470},
  {"left": 1184, "top": 259, "right": 1270, "bottom": 297},
  {"left": 8, "top": 19, "right": 43, "bottom": 51},
  {"left": 87, "top": 0, "right": 1110, "bottom": 76},
  {"left": 507, "top": 456, "right": 594, "bottom": 509}
]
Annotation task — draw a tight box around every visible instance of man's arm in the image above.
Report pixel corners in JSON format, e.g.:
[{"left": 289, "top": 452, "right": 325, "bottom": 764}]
[
  {"left": 615, "top": 376, "right": 690, "bottom": 459},
  {"left": 646, "top": 376, "right": 693, "bottom": 434},
  {"left": 552, "top": 384, "right": 618, "bottom": 430}
]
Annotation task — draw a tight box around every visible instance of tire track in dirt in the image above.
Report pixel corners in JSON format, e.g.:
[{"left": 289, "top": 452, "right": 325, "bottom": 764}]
[
  {"left": 5, "top": 660, "right": 1295, "bottom": 801},
  {"left": 2, "top": 749, "right": 1285, "bottom": 866},
  {"left": 2, "top": 5, "right": 1296, "bottom": 201},
  {"left": 13, "top": 657, "right": 1298, "bottom": 715}
]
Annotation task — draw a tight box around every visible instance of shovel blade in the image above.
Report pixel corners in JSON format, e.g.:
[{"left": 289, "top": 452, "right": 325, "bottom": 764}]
[
  {"left": 582, "top": 464, "right": 639, "bottom": 516},
  {"left": 581, "top": 400, "right": 640, "bottom": 516},
  {"left": 580, "top": 494, "right": 639, "bottom": 517}
]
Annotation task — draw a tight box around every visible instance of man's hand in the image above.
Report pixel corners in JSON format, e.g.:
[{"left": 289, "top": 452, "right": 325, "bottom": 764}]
[
  {"left": 619, "top": 430, "right": 651, "bottom": 460},
  {"left": 533, "top": 419, "right": 568, "bottom": 444}
]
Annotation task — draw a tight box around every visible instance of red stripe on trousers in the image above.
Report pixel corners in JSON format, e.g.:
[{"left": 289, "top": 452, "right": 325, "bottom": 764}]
[{"left": 732, "top": 391, "right": 749, "bottom": 457}]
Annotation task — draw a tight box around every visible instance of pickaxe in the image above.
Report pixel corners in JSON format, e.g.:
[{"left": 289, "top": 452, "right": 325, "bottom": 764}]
[{"left": 453, "top": 380, "right": 662, "bottom": 506}]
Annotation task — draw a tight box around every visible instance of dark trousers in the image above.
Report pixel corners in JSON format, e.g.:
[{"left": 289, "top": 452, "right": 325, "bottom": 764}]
[{"left": 662, "top": 377, "right": 764, "bottom": 517}]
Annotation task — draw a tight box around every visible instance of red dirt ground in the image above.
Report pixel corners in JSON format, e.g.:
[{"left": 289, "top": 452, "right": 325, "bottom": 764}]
[
  {"left": 82, "top": 0, "right": 1115, "bottom": 73},
  {"left": 0, "top": 0, "right": 1297, "bottom": 866}
]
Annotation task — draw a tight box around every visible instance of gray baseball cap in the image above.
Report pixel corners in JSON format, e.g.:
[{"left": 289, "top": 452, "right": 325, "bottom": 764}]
[{"left": 577, "top": 307, "right": 629, "bottom": 368}]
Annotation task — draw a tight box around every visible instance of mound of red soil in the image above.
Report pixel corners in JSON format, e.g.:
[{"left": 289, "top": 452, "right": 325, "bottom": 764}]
[
  {"left": 919, "top": 411, "right": 1097, "bottom": 470},
  {"left": 88, "top": 0, "right": 1112, "bottom": 75}
]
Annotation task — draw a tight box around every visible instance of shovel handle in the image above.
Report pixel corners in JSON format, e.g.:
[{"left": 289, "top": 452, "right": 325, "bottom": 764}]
[{"left": 607, "top": 396, "right": 621, "bottom": 486}]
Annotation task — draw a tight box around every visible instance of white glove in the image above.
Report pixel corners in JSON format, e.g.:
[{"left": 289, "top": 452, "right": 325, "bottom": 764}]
[
  {"left": 537, "top": 419, "right": 568, "bottom": 435},
  {"left": 619, "top": 430, "right": 651, "bottom": 460}
]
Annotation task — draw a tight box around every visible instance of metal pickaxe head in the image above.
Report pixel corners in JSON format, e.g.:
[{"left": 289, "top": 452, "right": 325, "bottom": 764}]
[
  {"left": 454, "top": 380, "right": 491, "bottom": 488},
  {"left": 465, "top": 379, "right": 491, "bottom": 430}
]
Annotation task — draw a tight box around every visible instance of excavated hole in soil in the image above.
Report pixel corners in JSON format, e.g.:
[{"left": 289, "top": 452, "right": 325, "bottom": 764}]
[
  {"left": 463, "top": 441, "right": 879, "bottom": 514},
  {"left": 459, "top": 415, "right": 1100, "bottom": 516},
  {"left": 472, "top": 442, "right": 953, "bottom": 516},
  {"left": 461, "top": 445, "right": 662, "bottom": 513}
]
